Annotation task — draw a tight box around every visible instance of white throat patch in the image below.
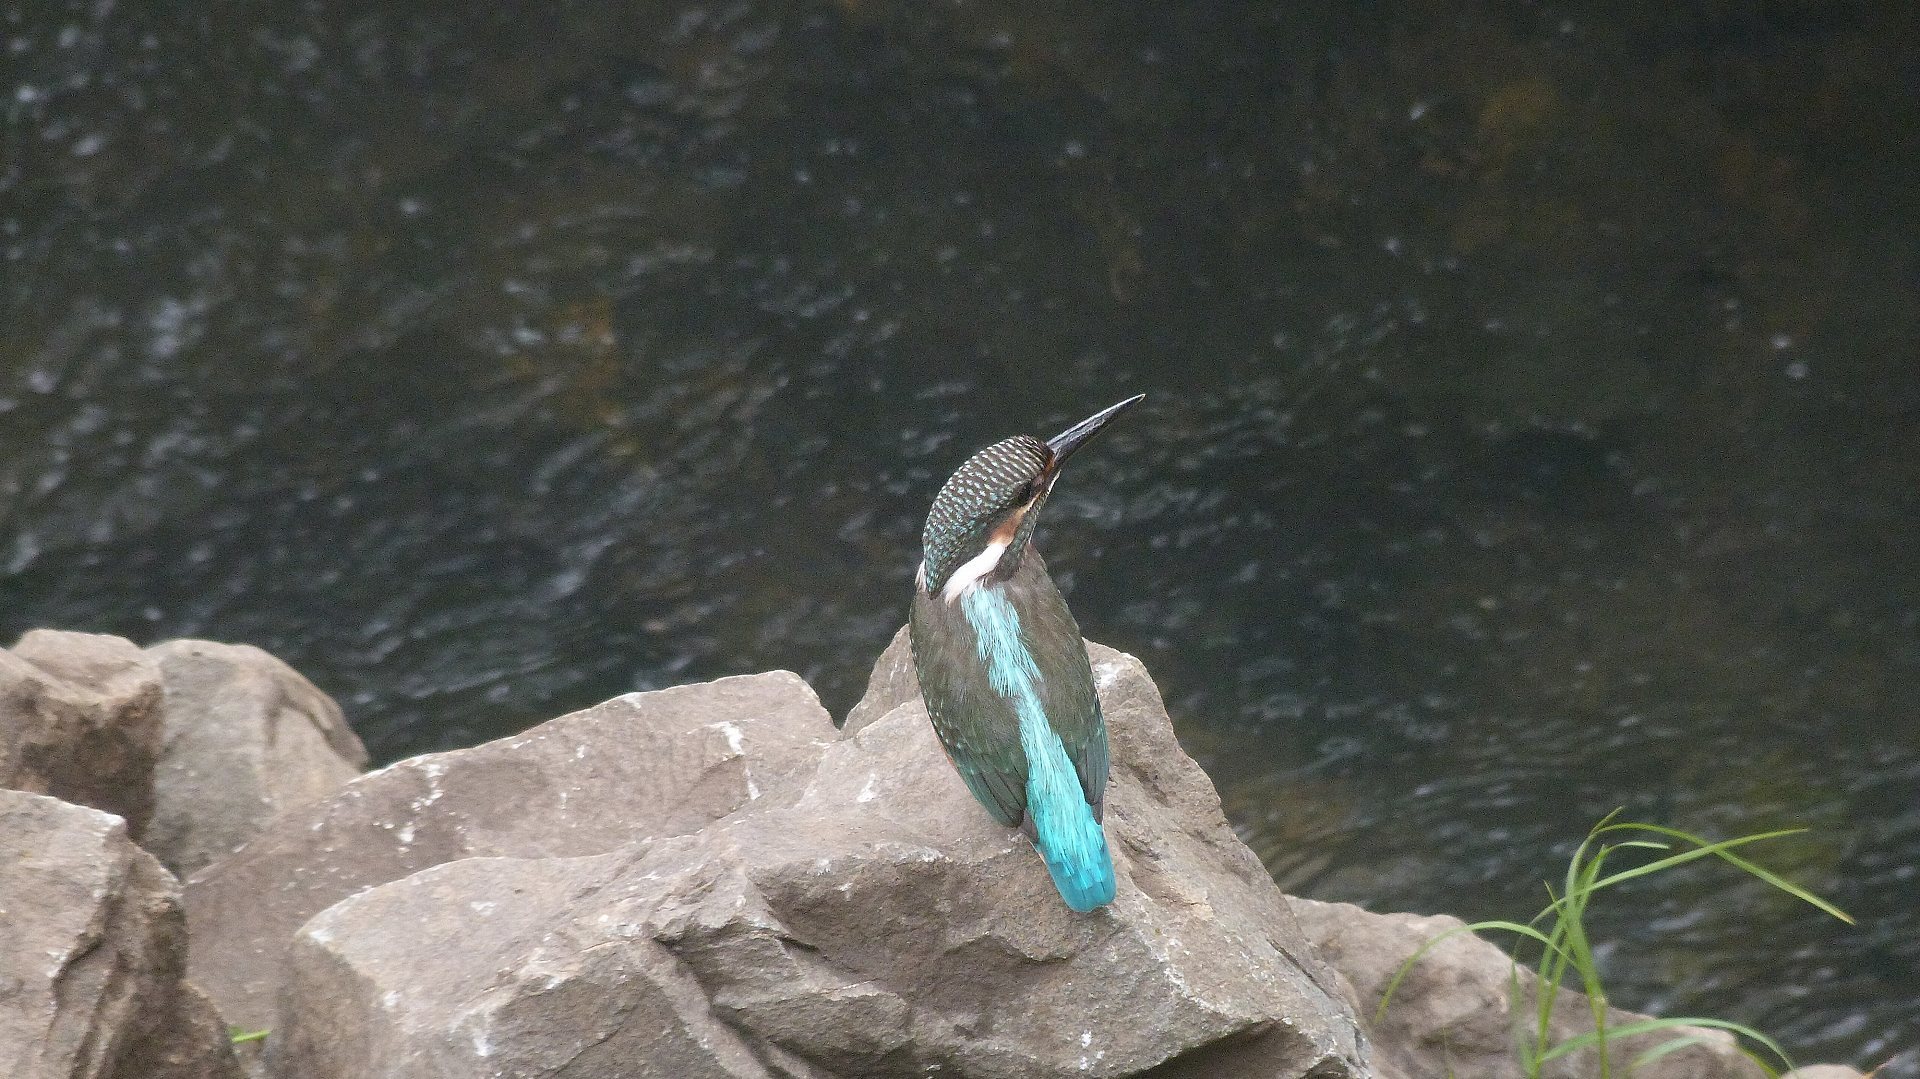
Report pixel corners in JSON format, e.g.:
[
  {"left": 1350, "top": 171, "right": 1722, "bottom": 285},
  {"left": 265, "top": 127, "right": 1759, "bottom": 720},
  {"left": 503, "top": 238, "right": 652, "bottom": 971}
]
[{"left": 938, "top": 540, "right": 1008, "bottom": 604}]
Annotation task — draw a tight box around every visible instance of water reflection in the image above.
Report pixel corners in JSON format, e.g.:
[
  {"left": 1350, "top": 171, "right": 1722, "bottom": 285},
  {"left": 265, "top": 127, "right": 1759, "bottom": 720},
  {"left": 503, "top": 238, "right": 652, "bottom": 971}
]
[{"left": 5, "top": 0, "right": 1916, "bottom": 1070}]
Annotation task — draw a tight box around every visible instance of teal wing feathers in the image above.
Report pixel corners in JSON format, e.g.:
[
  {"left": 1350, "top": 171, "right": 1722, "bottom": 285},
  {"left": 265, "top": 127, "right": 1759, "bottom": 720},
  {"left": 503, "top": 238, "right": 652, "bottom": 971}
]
[
  {"left": 908, "top": 552, "right": 1108, "bottom": 827},
  {"left": 910, "top": 588, "right": 1030, "bottom": 827}
]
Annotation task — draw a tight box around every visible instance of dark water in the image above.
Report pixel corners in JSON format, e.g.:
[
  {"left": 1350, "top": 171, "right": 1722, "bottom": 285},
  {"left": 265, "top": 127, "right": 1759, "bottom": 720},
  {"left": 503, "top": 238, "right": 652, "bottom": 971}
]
[{"left": 6, "top": 0, "right": 1916, "bottom": 1070}]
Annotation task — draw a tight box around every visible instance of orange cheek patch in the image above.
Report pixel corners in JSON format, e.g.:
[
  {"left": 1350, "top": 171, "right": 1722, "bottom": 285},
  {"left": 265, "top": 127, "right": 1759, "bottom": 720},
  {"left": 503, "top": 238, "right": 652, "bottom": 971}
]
[{"left": 990, "top": 499, "right": 1039, "bottom": 546}]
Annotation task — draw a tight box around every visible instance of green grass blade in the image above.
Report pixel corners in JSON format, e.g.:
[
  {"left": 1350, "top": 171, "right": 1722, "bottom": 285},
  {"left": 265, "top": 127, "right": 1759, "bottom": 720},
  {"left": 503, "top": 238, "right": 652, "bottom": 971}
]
[
  {"left": 1542, "top": 1016, "right": 1794, "bottom": 1074},
  {"left": 1627, "top": 1034, "right": 1716, "bottom": 1072},
  {"left": 1712, "top": 849, "right": 1855, "bottom": 925},
  {"left": 1588, "top": 829, "right": 1803, "bottom": 890},
  {"left": 1530, "top": 889, "right": 1571, "bottom": 1063},
  {"left": 1625, "top": 1033, "right": 1783, "bottom": 1078},
  {"left": 1590, "top": 823, "right": 1853, "bottom": 923},
  {"left": 1383, "top": 811, "right": 1845, "bottom": 1079},
  {"left": 1628, "top": 1029, "right": 1758, "bottom": 1067},
  {"left": 1464, "top": 919, "right": 1574, "bottom": 953}
]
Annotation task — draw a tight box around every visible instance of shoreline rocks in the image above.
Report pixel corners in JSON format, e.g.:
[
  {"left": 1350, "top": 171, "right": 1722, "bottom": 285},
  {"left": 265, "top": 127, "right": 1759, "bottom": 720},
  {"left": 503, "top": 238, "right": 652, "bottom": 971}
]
[
  {"left": 0, "top": 629, "right": 369, "bottom": 1079},
  {"left": 0, "top": 627, "right": 1872, "bottom": 1079},
  {"left": 1, "top": 630, "right": 165, "bottom": 837}
]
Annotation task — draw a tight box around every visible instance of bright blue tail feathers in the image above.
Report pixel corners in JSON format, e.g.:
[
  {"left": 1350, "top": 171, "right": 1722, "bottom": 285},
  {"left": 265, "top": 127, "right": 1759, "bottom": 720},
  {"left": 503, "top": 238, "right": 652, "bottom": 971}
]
[{"left": 1024, "top": 717, "right": 1116, "bottom": 911}]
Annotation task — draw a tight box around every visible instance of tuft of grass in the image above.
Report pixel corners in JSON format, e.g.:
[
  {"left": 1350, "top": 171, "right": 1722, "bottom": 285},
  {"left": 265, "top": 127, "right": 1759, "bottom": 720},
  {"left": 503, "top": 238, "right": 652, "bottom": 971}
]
[
  {"left": 229, "top": 1028, "right": 270, "bottom": 1046},
  {"left": 1376, "top": 809, "right": 1853, "bottom": 1079}
]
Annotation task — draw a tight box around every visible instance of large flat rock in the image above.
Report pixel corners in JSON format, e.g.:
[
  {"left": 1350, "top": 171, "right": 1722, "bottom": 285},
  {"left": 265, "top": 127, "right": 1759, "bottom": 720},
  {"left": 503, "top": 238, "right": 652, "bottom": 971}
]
[
  {"left": 0, "top": 789, "right": 240, "bottom": 1079},
  {"left": 185, "top": 671, "right": 835, "bottom": 1030},
  {"left": 269, "top": 635, "right": 1368, "bottom": 1078}
]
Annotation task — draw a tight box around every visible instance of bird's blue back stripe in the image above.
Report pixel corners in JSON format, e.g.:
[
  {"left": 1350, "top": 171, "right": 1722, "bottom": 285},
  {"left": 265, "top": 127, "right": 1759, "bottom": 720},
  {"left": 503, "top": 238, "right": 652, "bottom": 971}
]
[{"left": 961, "top": 587, "right": 1116, "bottom": 911}]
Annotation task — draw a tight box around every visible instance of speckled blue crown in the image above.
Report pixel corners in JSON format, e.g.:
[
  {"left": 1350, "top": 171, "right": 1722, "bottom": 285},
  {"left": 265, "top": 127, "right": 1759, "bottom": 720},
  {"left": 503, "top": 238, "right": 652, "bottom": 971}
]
[{"left": 922, "top": 435, "right": 1049, "bottom": 592}]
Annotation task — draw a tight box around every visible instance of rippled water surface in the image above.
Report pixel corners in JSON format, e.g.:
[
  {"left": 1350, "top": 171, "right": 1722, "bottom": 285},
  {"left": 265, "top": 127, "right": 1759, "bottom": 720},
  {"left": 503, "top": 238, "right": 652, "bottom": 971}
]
[{"left": 6, "top": 1, "right": 1917, "bottom": 1069}]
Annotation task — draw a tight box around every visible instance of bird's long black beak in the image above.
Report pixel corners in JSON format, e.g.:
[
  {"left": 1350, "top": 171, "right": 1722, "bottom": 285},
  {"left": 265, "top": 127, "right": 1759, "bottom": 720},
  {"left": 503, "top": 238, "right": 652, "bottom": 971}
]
[{"left": 1044, "top": 394, "right": 1144, "bottom": 467}]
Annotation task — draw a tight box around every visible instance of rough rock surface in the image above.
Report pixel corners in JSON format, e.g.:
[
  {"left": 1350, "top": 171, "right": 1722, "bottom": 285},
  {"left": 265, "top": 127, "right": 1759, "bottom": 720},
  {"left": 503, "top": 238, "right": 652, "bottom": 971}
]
[
  {"left": 0, "top": 789, "right": 241, "bottom": 1079},
  {"left": 145, "top": 639, "right": 368, "bottom": 878},
  {"left": 185, "top": 671, "right": 835, "bottom": 1031},
  {"left": 269, "top": 632, "right": 1367, "bottom": 1079},
  {"left": 278, "top": 849, "right": 776, "bottom": 1079},
  {"left": 839, "top": 627, "right": 918, "bottom": 732},
  {"left": 1292, "top": 898, "right": 1773, "bottom": 1079},
  {"left": 0, "top": 630, "right": 163, "bottom": 836}
]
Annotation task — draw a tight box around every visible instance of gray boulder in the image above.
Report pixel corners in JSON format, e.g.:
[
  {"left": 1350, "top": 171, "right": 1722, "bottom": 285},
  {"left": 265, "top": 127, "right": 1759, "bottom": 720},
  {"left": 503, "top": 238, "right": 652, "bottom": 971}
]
[
  {"left": 269, "top": 634, "right": 1368, "bottom": 1079},
  {"left": 1291, "top": 897, "right": 1769, "bottom": 1079},
  {"left": 0, "top": 789, "right": 241, "bottom": 1079},
  {"left": 145, "top": 639, "right": 369, "bottom": 878},
  {"left": 0, "top": 630, "right": 163, "bottom": 837},
  {"left": 185, "top": 671, "right": 836, "bottom": 1031}
]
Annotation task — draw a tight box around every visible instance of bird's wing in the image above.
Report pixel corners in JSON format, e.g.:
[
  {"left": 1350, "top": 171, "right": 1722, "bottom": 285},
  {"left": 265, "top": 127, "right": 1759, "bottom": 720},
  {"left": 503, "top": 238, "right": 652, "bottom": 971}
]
[
  {"left": 910, "top": 590, "right": 1030, "bottom": 827},
  {"left": 1011, "top": 554, "right": 1110, "bottom": 822}
]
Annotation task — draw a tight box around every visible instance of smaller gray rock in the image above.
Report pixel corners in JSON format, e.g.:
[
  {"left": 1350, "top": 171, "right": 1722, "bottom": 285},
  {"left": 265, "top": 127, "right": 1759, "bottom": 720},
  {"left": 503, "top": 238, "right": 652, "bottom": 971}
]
[
  {"left": 0, "top": 789, "right": 241, "bottom": 1079},
  {"left": 1, "top": 630, "right": 163, "bottom": 836},
  {"left": 1292, "top": 897, "right": 1767, "bottom": 1079},
  {"left": 145, "top": 639, "right": 368, "bottom": 878},
  {"left": 1782, "top": 1067, "right": 1870, "bottom": 1079}
]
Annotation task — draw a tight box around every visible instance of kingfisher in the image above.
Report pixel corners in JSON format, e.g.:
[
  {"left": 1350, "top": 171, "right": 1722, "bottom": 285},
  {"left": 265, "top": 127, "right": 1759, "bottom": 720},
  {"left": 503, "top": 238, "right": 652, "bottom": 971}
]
[{"left": 908, "top": 395, "right": 1142, "bottom": 912}]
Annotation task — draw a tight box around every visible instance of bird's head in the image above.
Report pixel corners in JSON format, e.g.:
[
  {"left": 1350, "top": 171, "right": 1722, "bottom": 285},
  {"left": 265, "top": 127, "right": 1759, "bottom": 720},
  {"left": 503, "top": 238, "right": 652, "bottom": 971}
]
[{"left": 918, "top": 395, "right": 1143, "bottom": 601}]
